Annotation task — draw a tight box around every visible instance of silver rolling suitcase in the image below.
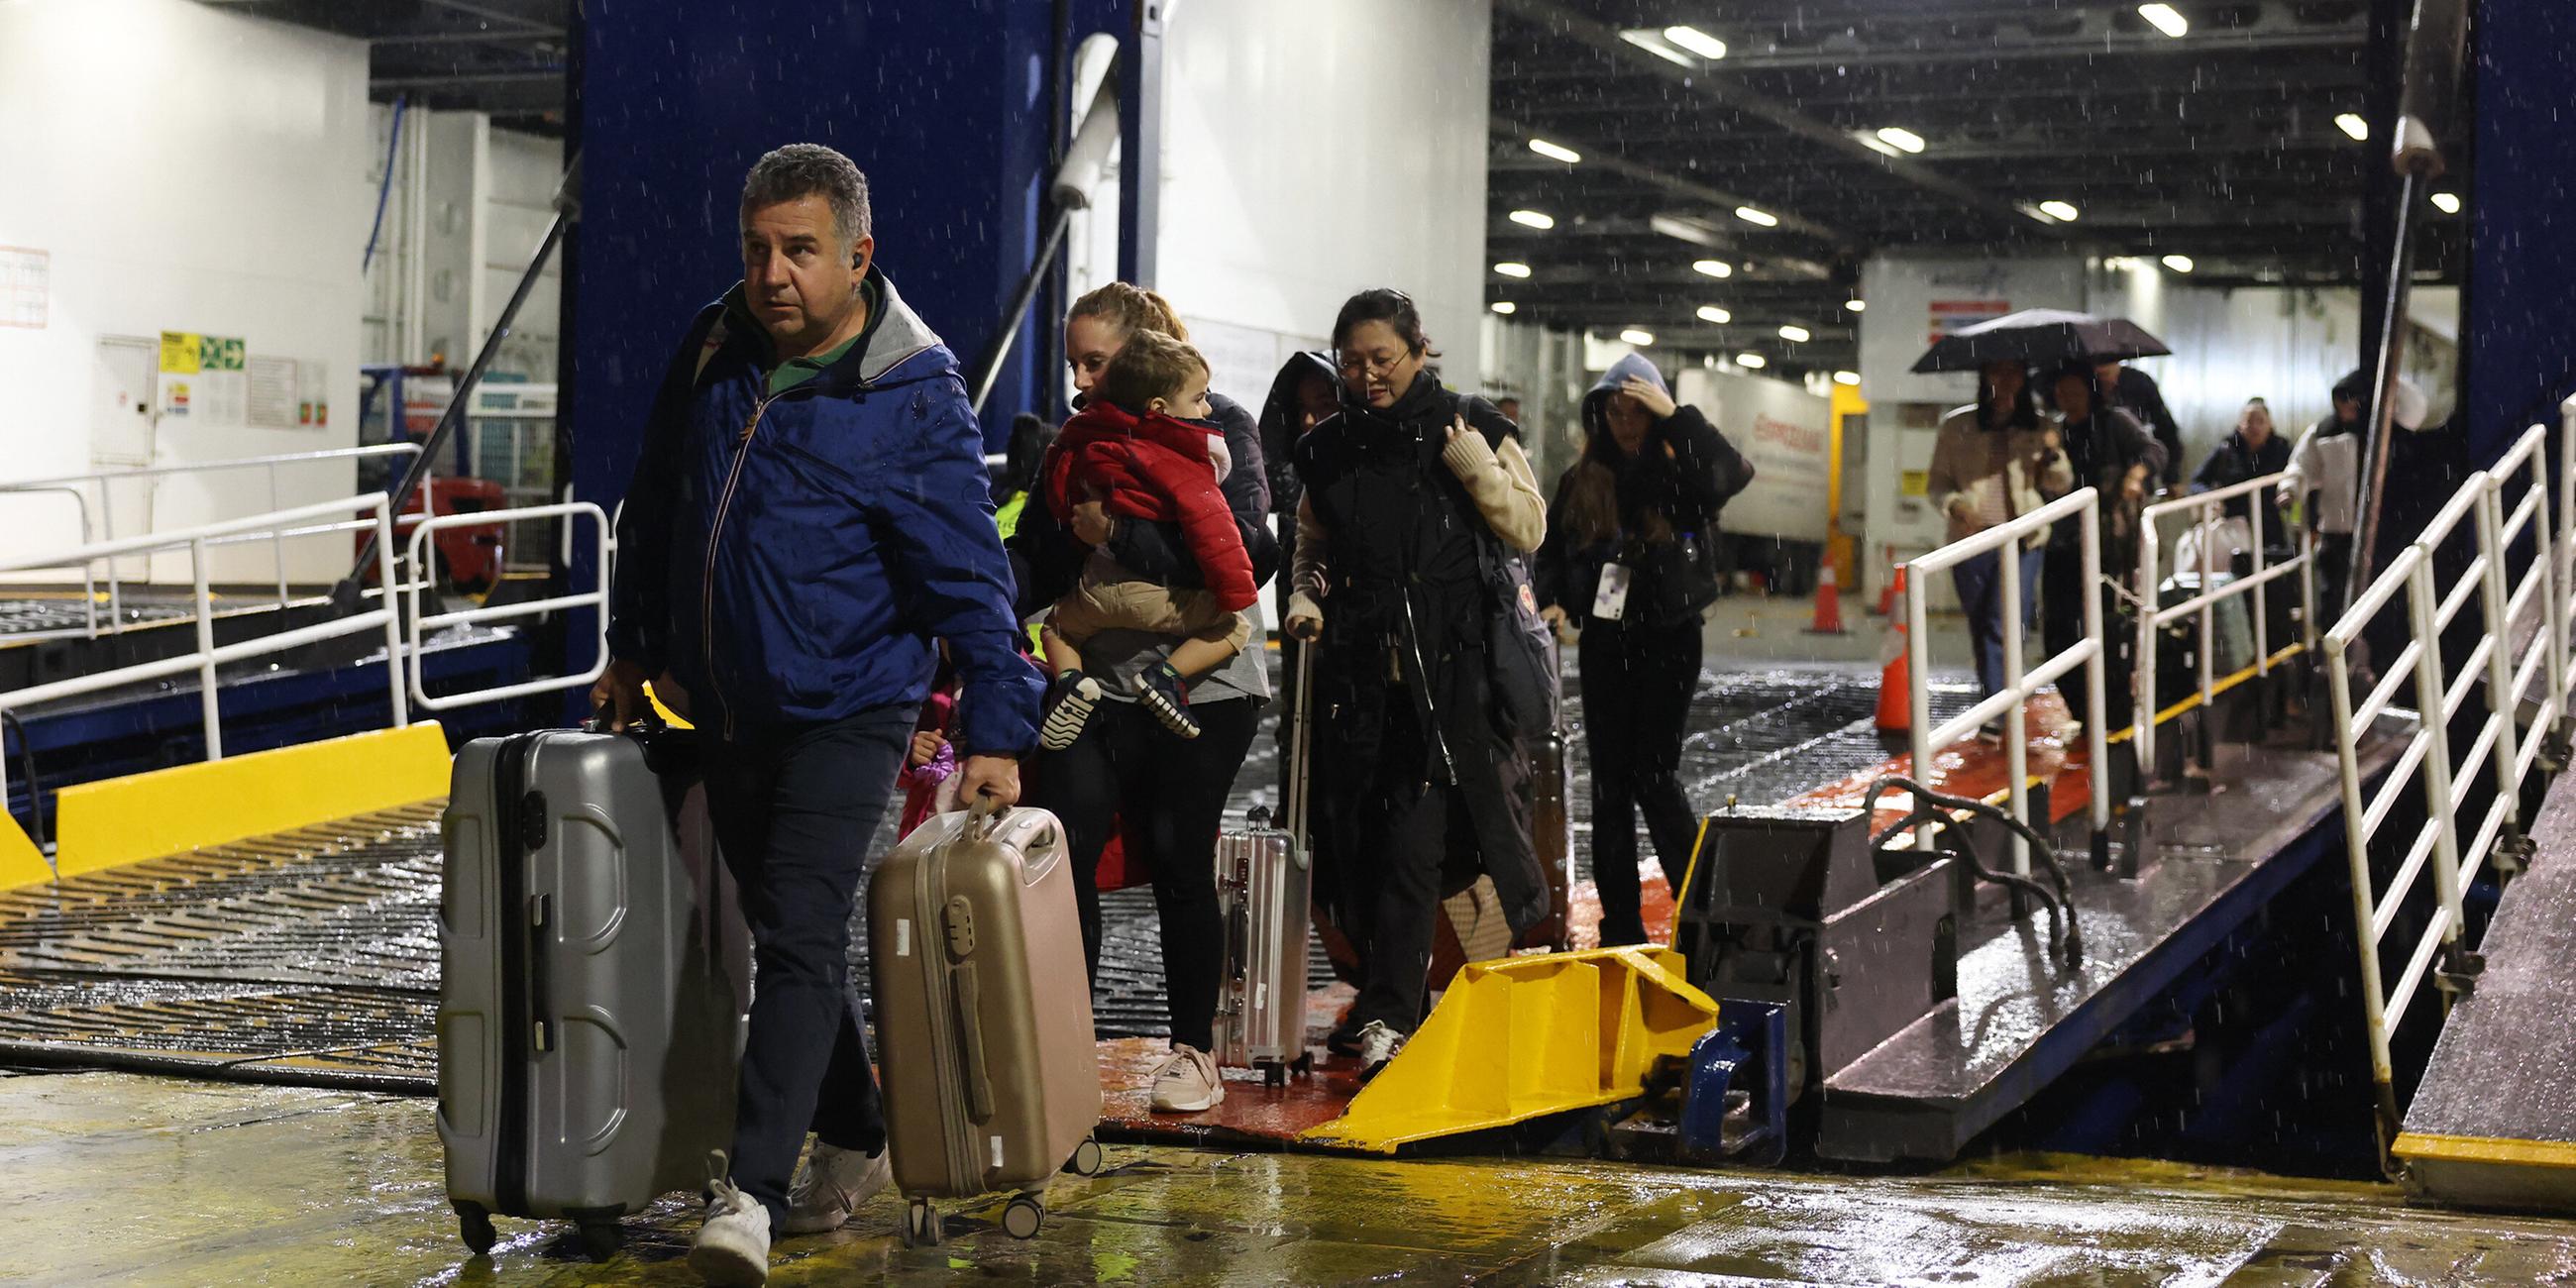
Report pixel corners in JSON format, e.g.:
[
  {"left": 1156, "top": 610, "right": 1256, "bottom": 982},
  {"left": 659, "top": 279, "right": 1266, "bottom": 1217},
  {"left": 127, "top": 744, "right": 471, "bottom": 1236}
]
[
  {"left": 1214, "top": 646, "right": 1318, "bottom": 1083},
  {"left": 437, "top": 728, "right": 749, "bottom": 1259}
]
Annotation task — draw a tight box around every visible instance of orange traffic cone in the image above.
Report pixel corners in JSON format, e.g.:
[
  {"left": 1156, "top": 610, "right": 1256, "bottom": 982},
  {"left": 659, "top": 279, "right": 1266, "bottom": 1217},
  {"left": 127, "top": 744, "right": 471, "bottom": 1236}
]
[
  {"left": 1805, "top": 564, "right": 1848, "bottom": 634},
  {"left": 1875, "top": 566, "right": 1911, "bottom": 732}
]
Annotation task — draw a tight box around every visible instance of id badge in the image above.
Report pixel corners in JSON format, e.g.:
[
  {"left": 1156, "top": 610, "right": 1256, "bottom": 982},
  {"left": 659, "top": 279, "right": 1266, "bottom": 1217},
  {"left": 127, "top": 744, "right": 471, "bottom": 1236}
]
[{"left": 1591, "top": 562, "right": 1632, "bottom": 620}]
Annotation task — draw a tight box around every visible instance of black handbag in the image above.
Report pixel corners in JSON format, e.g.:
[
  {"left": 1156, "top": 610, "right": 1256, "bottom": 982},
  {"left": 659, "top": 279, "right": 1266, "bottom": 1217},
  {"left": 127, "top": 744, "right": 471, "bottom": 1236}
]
[{"left": 1476, "top": 530, "right": 1561, "bottom": 736}]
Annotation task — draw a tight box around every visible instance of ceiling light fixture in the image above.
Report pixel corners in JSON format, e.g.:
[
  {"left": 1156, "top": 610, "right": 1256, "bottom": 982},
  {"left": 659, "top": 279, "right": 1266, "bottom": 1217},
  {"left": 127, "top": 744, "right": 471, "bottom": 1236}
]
[
  {"left": 1490, "top": 301, "right": 1517, "bottom": 315},
  {"left": 1834, "top": 371, "right": 1862, "bottom": 386},
  {"left": 2160, "top": 254, "right": 2195, "bottom": 272},
  {"left": 1620, "top": 328, "right": 1656, "bottom": 346},
  {"left": 1528, "top": 138, "right": 1582, "bottom": 164},
  {"left": 1493, "top": 261, "right": 1533, "bottom": 278},
  {"left": 2037, "top": 199, "right": 2081, "bottom": 222},
  {"left": 1508, "top": 209, "right": 1555, "bottom": 230},
  {"left": 2335, "top": 113, "right": 2368, "bottom": 141},
  {"left": 1844, "top": 299, "right": 1867, "bottom": 312},
  {"left": 1777, "top": 324, "right": 1811, "bottom": 343},
  {"left": 2431, "top": 191, "right": 2461, "bottom": 214},
  {"left": 1857, "top": 134, "right": 1901, "bottom": 158},
  {"left": 1696, "top": 305, "right": 1732, "bottom": 325},
  {"left": 1736, "top": 353, "right": 1768, "bottom": 370},
  {"left": 1662, "top": 25, "right": 1727, "bottom": 59},
  {"left": 1734, "top": 205, "right": 1779, "bottom": 227},
  {"left": 1875, "top": 126, "right": 1927, "bottom": 155},
  {"left": 1617, "top": 29, "right": 1696, "bottom": 66},
  {"left": 1650, "top": 213, "right": 1721, "bottom": 246},
  {"left": 2136, "top": 4, "right": 2189, "bottom": 38},
  {"left": 1692, "top": 259, "right": 1735, "bottom": 278}
]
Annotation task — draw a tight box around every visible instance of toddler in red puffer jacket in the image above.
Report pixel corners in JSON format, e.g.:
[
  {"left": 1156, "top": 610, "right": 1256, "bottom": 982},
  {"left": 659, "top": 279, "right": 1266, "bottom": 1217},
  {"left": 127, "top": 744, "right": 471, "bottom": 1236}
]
[{"left": 1036, "top": 329, "right": 1256, "bottom": 748}]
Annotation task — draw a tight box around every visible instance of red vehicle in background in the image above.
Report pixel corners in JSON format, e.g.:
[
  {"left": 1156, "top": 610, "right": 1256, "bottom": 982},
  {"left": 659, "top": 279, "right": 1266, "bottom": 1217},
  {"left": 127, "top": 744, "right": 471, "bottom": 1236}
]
[{"left": 357, "top": 475, "right": 508, "bottom": 594}]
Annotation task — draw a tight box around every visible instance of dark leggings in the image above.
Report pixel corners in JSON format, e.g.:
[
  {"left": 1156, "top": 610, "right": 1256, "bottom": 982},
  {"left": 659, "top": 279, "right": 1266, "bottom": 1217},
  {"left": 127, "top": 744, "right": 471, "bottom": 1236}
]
[
  {"left": 1579, "top": 616, "right": 1703, "bottom": 945},
  {"left": 1032, "top": 697, "right": 1257, "bottom": 1052}
]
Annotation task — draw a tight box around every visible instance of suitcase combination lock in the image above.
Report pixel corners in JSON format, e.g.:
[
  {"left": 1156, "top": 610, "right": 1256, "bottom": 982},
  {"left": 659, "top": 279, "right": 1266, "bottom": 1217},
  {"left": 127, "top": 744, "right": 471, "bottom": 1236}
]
[{"left": 943, "top": 897, "right": 977, "bottom": 958}]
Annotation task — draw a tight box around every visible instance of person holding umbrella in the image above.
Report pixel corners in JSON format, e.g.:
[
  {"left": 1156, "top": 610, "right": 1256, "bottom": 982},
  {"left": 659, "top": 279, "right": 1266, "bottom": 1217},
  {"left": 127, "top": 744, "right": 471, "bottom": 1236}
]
[
  {"left": 2042, "top": 361, "right": 2165, "bottom": 663},
  {"left": 1927, "top": 361, "right": 2072, "bottom": 727}
]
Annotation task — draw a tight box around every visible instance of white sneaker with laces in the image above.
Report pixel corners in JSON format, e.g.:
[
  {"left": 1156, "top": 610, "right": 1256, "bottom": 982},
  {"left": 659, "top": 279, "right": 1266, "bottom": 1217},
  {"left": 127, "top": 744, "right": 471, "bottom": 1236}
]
[
  {"left": 1147, "top": 1043, "right": 1225, "bottom": 1114},
  {"left": 1354, "top": 1020, "right": 1407, "bottom": 1078},
  {"left": 687, "top": 1154, "right": 771, "bottom": 1287},
  {"left": 780, "top": 1140, "right": 891, "bottom": 1234}
]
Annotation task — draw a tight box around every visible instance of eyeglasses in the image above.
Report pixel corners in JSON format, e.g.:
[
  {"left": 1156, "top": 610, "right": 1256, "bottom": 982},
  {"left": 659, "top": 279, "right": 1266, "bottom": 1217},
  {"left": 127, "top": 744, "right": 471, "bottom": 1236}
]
[{"left": 1337, "top": 349, "right": 1412, "bottom": 377}]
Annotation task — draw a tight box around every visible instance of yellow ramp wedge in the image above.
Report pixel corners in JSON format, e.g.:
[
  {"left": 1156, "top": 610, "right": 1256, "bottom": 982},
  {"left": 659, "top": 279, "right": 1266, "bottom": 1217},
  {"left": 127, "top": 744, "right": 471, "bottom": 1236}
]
[
  {"left": 1304, "top": 945, "right": 1718, "bottom": 1153},
  {"left": 45, "top": 722, "right": 450, "bottom": 882},
  {"left": 0, "top": 813, "right": 46, "bottom": 889}
]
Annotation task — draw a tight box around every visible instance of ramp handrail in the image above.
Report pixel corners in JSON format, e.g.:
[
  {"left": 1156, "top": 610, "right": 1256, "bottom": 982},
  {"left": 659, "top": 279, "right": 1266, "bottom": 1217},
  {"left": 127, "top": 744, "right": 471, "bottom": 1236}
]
[
  {"left": 0, "top": 444, "right": 423, "bottom": 641},
  {"left": 404, "top": 501, "right": 610, "bottom": 712},
  {"left": 2132, "top": 473, "right": 2317, "bottom": 772},
  {"left": 1905, "top": 485, "right": 2113, "bottom": 872},
  {"left": 0, "top": 493, "right": 411, "bottom": 850},
  {"left": 2327, "top": 421, "right": 2566, "bottom": 1150}
]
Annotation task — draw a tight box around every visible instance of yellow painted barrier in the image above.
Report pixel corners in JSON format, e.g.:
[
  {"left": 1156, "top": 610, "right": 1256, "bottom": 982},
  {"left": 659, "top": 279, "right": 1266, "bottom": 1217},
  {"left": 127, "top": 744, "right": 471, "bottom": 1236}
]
[
  {"left": 1303, "top": 945, "right": 1719, "bottom": 1153},
  {"left": 48, "top": 722, "right": 450, "bottom": 881},
  {"left": 0, "top": 813, "right": 46, "bottom": 888}
]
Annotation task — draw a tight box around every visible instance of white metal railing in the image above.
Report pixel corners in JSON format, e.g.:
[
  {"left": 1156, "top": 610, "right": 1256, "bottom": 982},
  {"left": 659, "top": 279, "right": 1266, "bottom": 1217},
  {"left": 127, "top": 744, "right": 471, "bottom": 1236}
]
[
  {"left": 0, "top": 493, "right": 410, "bottom": 829},
  {"left": 2132, "top": 472, "right": 2319, "bottom": 771},
  {"left": 406, "top": 501, "right": 609, "bottom": 711},
  {"left": 2327, "top": 421, "right": 2566, "bottom": 1138},
  {"left": 1906, "top": 486, "right": 2114, "bottom": 870},
  {"left": 0, "top": 444, "right": 423, "bottom": 640}
]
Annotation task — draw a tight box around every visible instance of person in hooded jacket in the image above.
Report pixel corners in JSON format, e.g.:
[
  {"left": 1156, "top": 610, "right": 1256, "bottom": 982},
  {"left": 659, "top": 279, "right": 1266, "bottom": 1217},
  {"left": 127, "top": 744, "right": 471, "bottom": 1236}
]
[
  {"left": 2095, "top": 360, "right": 2186, "bottom": 486},
  {"left": 1259, "top": 350, "right": 1342, "bottom": 752},
  {"left": 2042, "top": 361, "right": 2166, "bottom": 665},
  {"left": 1532, "top": 354, "right": 1753, "bottom": 946},
  {"left": 1284, "top": 288, "right": 1550, "bottom": 1076},
  {"left": 2189, "top": 397, "right": 2291, "bottom": 554},
  {"left": 1009, "top": 282, "right": 1277, "bottom": 1117},
  {"left": 1927, "top": 361, "right": 2073, "bottom": 717}
]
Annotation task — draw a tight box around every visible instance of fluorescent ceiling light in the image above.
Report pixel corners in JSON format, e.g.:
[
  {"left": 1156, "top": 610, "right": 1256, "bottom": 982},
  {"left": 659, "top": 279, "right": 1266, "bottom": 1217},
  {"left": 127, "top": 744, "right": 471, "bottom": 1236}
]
[
  {"left": 1857, "top": 134, "right": 1901, "bottom": 158},
  {"left": 1692, "top": 259, "right": 1735, "bottom": 278},
  {"left": 1662, "top": 25, "right": 1727, "bottom": 59},
  {"left": 1736, "top": 353, "right": 1768, "bottom": 370},
  {"left": 1651, "top": 213, "right": 1721, "bottom": 246},
  {"left": 1528, "top": 138, "right": 1582, "bottom": 164},
  {"left": 1834, "top": 371, "right": 1862, "bottom": 386},
  {"left": 1734, "top": 205, "right": 1779, "bottom": 227},
  {"left": 1620, "top": 328, "right": 1656, "bottom": 346},
  {"left": 1875, "top": 126, "right": 1926, "bottom": 155},
  {"left": 2431, "top": 191, "right": 2461, "bottom": 214},
  {"left": 1844, "top": 299, "right": 1867, "bottom": 312},
  {"left": 1490, "top": 301, "right": 1517, "bottom": 315},
  {"left": 1777, "top": 324, "right": 1811, "bottom": 343},
  {"left": 1508, "top": 209, "right": 1556, "bottom": 230},
  {"left": 1618, "top": 29, "right": 1696, "bottom": 66},
  {"left": 2037, "top": 199, "right": 2081, "bottom": 222},
  {"left": 1695, "top": 305, "right": 1732, "bottom": 325},
  {"left": 2160, "top": 254, "right": 2195, "bottom": 272},
  {"left": 2335, "top": 113, "right": 2368, "bottom": 141},
  {"left": 2137, "top": 4, "right": 2188, "bottom": 38},
  {"left": 1494, "top": 261, "right": 1533, "bottom": 278}
]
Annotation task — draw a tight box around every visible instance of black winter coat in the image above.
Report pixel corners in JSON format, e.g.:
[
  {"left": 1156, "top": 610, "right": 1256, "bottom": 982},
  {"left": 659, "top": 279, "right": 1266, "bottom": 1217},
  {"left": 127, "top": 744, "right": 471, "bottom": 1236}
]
[
  {"left": 1534, "top": 404, "right": 1753, "bottom": 628},
  {"left": 2190, "top": 430, "right": 2293, "bottom": 550}
]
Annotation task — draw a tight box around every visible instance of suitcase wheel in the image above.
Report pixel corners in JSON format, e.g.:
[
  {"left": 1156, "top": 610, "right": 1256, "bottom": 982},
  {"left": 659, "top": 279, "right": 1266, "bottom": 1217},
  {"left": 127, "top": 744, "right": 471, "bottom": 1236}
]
[
  {"left": 1063, "top": 1136, "right": 1106, "bottom": 1177},
  {"left": 1263, "top": 1062, "right": 1287, "bottom": 1089},
  {"left": 1002, "top": 1196, "right": 1044, "bottom": 1240},
  {"left": 456, "top": 1203, "right": 496, "bottom": 1256},
  {"left": 578, "top": 1220, "right": 623, "bottom": 1262},
  {"left": 903, "top": 1199, "right": 941, "bottom": 1247}
]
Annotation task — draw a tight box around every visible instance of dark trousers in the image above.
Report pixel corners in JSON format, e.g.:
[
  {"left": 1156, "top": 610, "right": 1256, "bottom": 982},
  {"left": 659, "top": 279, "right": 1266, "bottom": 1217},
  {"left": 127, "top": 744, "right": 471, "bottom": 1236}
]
[
  {"left": 1579, "top": 616, "right": 1702, "bottom": 946},
  {"left": 1961, "top": 546, "right": 2048, "bottom": 698},
  {"left": 1033, "top": 697, "right": 1255, "bottom": 1053},
  {"left": 2316, "top": 531, "right": 2355, "bottom": 620},
  {"left": 1350, "top": 770, "right": 1462, "bottom": 1034},
  {"left": 702, "top": 706, "right": 912, "bottom": 1226}
]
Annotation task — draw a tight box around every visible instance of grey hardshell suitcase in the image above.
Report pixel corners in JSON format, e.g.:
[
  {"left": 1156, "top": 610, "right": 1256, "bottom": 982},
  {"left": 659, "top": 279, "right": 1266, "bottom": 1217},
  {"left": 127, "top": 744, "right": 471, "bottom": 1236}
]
[
  {"left": 868, "top": 802, "right": 1104, "bottom": 1246},
  {"left": 1214, "top": 805, "right": 1315, "bottom": 1081},
  {"left": 437, "top": 728, "right": 749, "bottom": 1258}
]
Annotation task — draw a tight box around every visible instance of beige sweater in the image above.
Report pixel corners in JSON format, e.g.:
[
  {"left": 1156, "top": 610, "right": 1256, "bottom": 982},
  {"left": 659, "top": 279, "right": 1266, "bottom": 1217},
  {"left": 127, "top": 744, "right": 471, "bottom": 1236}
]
[
  {"left": 1287, "top": 434, "right": 1546, "bottom": 626},
  {"left": 1925, "top": 404, "right": 2075, "bottom": 543}
]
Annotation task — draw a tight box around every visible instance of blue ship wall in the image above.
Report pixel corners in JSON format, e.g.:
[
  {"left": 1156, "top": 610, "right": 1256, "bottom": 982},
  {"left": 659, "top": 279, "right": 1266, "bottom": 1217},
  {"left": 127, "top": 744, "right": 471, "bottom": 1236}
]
[{"left": 2466, "top": 0, "right": 2576, "bottom": 467}]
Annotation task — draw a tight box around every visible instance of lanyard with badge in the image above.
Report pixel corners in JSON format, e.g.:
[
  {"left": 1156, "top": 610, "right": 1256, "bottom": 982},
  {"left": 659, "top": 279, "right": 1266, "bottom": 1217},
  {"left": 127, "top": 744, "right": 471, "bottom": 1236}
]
[{"left": 1591, "top": 561, "right": 1631, "bottom": 620}]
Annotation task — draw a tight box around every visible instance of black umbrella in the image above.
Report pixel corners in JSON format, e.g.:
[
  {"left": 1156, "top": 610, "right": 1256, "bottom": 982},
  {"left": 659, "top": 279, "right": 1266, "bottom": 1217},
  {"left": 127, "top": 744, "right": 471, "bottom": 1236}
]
[{"left": 1910, "top": 308, "right": 2171, "bottom": 374}]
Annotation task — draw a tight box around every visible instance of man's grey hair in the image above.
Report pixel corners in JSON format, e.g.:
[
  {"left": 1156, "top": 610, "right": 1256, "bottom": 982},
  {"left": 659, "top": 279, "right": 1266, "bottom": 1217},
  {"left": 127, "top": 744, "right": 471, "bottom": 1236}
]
[{"left": 740, "top": 144, "right": 872, "bottom": 248}]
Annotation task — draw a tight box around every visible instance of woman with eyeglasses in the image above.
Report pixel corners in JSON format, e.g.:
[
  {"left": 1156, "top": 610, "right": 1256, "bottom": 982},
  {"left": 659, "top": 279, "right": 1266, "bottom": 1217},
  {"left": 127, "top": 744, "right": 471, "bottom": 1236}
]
[
  {"left": 1007, "top": 281, "right": 1278, "bottom": 1117},
  {"left": 1283, "top": 288, "right": 1552, "bottom": 1076}
]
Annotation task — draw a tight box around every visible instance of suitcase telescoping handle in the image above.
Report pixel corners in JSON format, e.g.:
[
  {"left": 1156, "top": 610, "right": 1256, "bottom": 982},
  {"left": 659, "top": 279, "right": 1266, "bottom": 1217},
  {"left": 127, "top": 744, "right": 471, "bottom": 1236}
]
[{"left": 951, "top": 960, "right": 997, "bottom": 1123}]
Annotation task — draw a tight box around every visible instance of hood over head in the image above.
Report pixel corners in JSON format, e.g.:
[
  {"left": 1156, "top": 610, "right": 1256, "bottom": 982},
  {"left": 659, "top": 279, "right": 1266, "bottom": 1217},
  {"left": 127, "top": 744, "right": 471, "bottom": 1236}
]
[
  {"left": 1581, "top": 352, "right": 1670, "bottom": 439},
  {"left": 1259, "top": 350, "right": 1339, "bottom": 442}
]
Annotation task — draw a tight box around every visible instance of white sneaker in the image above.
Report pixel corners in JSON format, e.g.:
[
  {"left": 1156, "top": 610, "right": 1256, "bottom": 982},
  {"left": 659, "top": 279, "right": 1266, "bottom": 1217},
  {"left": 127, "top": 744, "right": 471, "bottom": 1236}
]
[
  {"left": 1038, "top": 674, "right": 1103, "bottom": 751},
  {"left": 1354, "top": 1020, "right": 1407, "bottom": 1079},
  {"left": 1147, "top": 1043, "right": 1225, "bottom": 1114},
  {"left": 780, "top": 1140, "right": 891, "bottom": 1234},
  {"left": 687, "top": 1157, "right": 771, "bottom": 1287}
]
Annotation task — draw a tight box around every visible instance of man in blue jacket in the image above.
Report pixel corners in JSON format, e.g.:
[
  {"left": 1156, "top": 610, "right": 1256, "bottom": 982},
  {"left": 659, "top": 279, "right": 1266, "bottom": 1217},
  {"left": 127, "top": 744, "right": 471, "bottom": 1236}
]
[{"left": 596, "top": 143, "right": 1041, "bottom": 1286}]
